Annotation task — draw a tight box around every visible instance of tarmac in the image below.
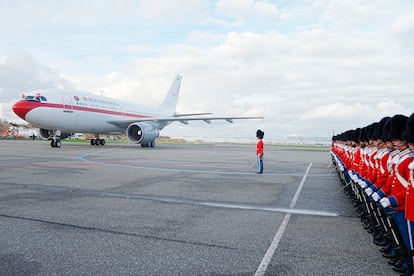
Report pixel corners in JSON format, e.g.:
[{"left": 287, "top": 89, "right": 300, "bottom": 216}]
[{"left": 0, "top": 140, "right": 394, "bottom": 275}]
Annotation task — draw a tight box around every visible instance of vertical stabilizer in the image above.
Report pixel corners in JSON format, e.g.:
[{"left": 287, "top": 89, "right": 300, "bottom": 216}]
[{"left": 160, "top": 75, "right": 182, "bottom": 115}]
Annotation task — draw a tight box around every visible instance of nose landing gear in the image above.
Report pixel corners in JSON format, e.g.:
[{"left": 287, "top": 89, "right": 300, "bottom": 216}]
[
  {"left": 50, "top": 130, "right": 62, "bottom": 148},
  {"left": 51, "top": 139, "right": 61, "bottom": 148}
]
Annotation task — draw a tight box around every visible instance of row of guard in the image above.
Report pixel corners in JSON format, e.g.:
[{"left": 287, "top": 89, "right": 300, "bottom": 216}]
[{"left": 331, "top": 113, "right": 414, "bottom": 275}]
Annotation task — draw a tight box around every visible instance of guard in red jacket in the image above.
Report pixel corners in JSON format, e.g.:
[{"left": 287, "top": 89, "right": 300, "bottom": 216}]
[
  {"left": 404, "top": 113, "right": 414, "bottom": 273},
  {"left": 377, "top": 115, "right": 411, "bottom": 273},
  {"left": 256, "top": 129, "right": 264, "bottom": 174}
]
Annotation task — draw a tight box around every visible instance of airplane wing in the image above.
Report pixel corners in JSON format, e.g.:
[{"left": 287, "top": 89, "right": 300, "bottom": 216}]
[{"left": 107, "top": 115, "right": 264, "bottom": 129}]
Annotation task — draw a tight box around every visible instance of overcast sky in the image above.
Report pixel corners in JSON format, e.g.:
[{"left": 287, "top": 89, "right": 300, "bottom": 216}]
[{"left": 1, "top": 0, "right": 414, "bottom": 141}]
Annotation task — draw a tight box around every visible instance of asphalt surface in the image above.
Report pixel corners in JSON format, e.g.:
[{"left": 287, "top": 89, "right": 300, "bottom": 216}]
[{"left": 0, "top": 140, "right": 394, "bottom": 275}]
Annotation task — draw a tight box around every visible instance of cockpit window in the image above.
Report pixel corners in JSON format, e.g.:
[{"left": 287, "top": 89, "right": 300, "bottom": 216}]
[{"left": 25, "top": 95, "right": 47, "bottom": 102}]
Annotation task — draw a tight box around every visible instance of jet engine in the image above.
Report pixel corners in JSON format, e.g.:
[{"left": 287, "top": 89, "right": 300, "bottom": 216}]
[
  {"left": 126, "top": 122, "right": 159, "bottom": 147},
  {"left": 38, "top": 128, "right": 71, "bottom": 140}
]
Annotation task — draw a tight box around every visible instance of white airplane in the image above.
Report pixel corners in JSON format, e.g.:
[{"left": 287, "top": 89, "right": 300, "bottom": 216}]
[{"left": 12, "top": 75, "right": 263, "bottom": 148}]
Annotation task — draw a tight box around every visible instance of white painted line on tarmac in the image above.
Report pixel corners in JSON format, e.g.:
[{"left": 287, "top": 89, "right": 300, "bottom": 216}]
[
  {"left": 77, "top": 150, "right": 307, "bottom": 176},
  {"left": 197, "top": 202, "right": 337, "bottom": 217},
  {"left": 254, "top": 163, "right": 312, "bottom": 276},
  {"left": 22, "top": 183, "right": 337, "bottom": 217}
]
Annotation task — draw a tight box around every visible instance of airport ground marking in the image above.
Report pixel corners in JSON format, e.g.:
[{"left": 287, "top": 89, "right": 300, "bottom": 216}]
[
  {"left": 77, "top": 149, "right": 321, "bottom": 176},
  {"left": 254, "top": 163, "right": 312, "bottom": 276},
  {"left": 4, "top": 182, "right": 337, "bottom": 218}
]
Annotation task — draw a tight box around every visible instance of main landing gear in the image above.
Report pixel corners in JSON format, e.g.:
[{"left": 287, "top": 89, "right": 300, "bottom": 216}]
[
  {"left": 90, "top": 134, "right": 105, "bottom": 146},
  {"left": 90, "top": 138, "right": 105, "bottom": 146}
]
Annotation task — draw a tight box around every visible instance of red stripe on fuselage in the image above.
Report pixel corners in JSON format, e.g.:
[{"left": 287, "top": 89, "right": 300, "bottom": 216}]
[{"left": 71, "top": 105, "right": 152, "bottom": 119}]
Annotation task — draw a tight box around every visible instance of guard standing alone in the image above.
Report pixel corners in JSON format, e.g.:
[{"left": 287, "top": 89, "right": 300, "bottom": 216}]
[{"left": 256, "top": 129, "right": 264, "bottom": 174}]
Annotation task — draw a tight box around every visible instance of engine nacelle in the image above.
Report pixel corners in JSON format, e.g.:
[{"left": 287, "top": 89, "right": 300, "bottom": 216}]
[
  {"left": 126, "top": 122, "right": 159, "bottom": 145},
  {"left": 38, "top": 128, "right": 71, "bottom": 140}
]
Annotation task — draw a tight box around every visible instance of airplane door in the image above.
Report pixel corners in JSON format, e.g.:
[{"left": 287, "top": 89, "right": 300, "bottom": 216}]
[{"left": 61, "top": 93, "right": 73, "bottom": 113}]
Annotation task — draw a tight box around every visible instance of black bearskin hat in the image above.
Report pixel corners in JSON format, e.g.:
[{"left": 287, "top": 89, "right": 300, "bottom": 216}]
[
  {"left": 373, "top": 117, "right": 390, "bottom": 140},
  {"left": 353, "top": 128, "right": 361, "bottom": 143},
  {"left": 389, "top": 114, "right": 408, "bottom": 141},
  {"left": 403, "top": 113, "right": 414, "bottom": 144},
  {"left": 256, "top": 129, "right": 264, "bottom": 139},
  {"left": 345, "top": 129, "right": 354, "bottom": 141},
  {"left": 367, "top": 122, "right": 378, "bottom": 140},
  {"left": 358, "top": 127, "right": 367, "bottom": 143},
  {"left": 382, "top": 119, "right": 392, "bottom": 142}
]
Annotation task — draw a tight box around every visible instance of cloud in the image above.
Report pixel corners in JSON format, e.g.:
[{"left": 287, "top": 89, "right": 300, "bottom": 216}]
[
  {"left": 0, "top": 52, "right": 75, "bottom": 121},
  {"left": 126, "top": 44, "right": 151, "bottom": 54},
  {"left": 213, "top": 0, "right": 285, "bottom": 31},
  {"left": 320, "top": 0, "right": 395, "bottom": 31},
  {"left": 215, "top": 0, "right": 253, "bottom": 19},
  {"left": 215, "top": 0, "right": 282, "bottom": 21},
  {"left": 0, "top": 52, "right": 73, "bottom": 101},
  {"left": 301, "top": 102, "right": 365, "bottom": 121},
  {"left": 137, "top": 0, "right": 210, "bottom": 22},
  {"left": 390, "top": 10, "right": 414, "bottom": 53}
]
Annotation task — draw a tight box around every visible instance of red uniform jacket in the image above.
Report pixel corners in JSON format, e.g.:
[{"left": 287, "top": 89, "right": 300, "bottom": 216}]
[
  {"left": 352, "top": 148, "right": 362, "bottom": 173},
  {"left": 378, "top": 150, "right": 399, "bottom": 196},
  {"left": 256, "top": 140, "right": 264, "bottom": 157},
  {"left": 373, "top": 149, "right": 390, "bottom": 191},
  {"left": 366, "top": 149, "right": 378, "bottom": 183},
  {"left": 406, "top": 160, "right": 414, "bottom": 221},
  {"left": 387, "top": 149, "right": 412, "bottom": 211}
]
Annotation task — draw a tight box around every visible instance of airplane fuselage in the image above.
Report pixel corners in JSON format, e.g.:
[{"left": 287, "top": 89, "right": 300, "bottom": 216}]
[{"left": 13, "top": 89, "right": 167, "bottom": 133}]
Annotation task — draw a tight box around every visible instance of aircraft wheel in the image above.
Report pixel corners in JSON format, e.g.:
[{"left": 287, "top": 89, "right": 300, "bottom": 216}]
[
  {"left": 150, "top": 141, "right": 155, "bottom": 147},
  {"left": 51, "top": 140, "right": 61, "bottom": 148},
  {"left": 91, "top": 139, "right": 95, "bottom": 145},
  {"left": 100, "top": 139, "right": 105, "bottom": 146}
]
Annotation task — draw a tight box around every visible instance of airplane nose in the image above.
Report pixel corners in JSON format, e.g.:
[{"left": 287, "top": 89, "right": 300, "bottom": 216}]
[{"left": 12, "top": 100, "right": 32, "bottom": 120}]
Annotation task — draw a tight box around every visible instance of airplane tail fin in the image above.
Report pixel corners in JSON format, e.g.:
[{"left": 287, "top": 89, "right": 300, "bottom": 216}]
[{"left": 160, "top": 75, "right": 182, "bottom": 115}]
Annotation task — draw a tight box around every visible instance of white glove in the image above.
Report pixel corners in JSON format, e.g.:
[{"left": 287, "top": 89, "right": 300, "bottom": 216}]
[
  {"left": 380, "top": 197, "right": 391, "bottom": 208},
  {"left": 372, "top": 192, "right": 381, "bottom": 202},
  {"left": 365, "top": 187, "right": 373, "bottom": 196},
  {"left": 351, "top": 174, "right": 358, "bottom": 182},
  {"left": 348, "top": 170, "right": 356, "bottom": 181},
  {"left": 358, "top": 179, "right": 367, "bottom": 188}
]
